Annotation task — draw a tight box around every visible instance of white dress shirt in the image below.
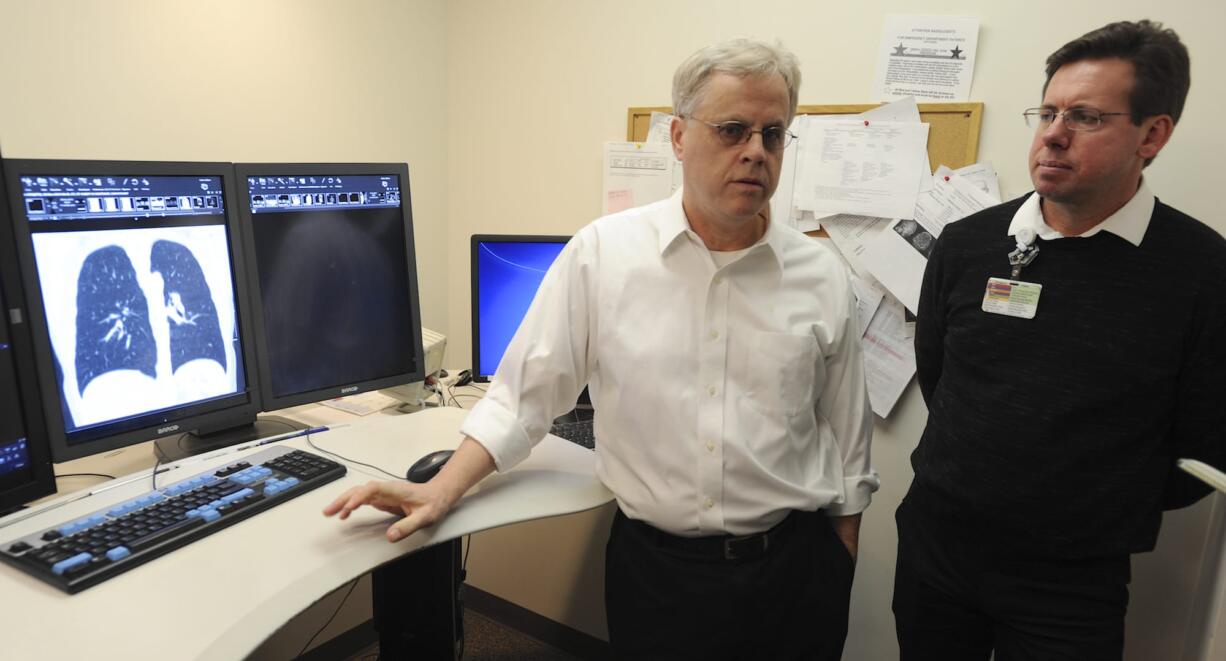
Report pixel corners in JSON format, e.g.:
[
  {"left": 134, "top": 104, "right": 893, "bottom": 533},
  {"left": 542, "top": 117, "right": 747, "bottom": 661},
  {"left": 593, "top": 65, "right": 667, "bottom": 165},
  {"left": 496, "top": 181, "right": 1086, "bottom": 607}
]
[
  {"left": 1007, "top": 180, "right": 1154, "bottom": 246},
  {"left": 461, "top": 191, "right": 878, "bottom": 537}
]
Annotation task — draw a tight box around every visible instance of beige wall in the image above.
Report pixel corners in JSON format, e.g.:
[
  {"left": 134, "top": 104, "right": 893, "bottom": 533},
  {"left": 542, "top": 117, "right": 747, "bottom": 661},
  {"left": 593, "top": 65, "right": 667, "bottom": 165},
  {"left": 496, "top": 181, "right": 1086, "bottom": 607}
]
[
  {"left": 2, "top": 1, "right": 1223, "bottom": 659},
  {"left": 0, "top": 0, "right": 452, "bottom": 333}
]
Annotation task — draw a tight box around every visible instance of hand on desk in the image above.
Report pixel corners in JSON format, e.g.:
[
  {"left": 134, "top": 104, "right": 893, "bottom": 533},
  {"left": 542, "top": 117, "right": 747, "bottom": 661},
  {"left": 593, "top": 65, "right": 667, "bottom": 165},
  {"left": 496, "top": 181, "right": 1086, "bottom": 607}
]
[
  {"left": 322, "top": 436, "right": 496, "bottom": 542},
  {"left": 323, "top": 480, "right": 452, "bottom": 542}
]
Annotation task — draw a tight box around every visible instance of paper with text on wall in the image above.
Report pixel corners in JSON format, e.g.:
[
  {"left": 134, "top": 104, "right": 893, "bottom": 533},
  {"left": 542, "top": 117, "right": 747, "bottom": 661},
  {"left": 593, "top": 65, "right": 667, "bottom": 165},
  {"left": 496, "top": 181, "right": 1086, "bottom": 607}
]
[
  {"left": 796, "top": 119, "right": 930, "bottom": 221},
  {"left": 872, "top": 15, "right": 980, "bottom": 102},
  {"left": 860, "top": 294, "right": 916, "bottom": 417},
  {"left": 860, "top": 168, "right": 997, "bottom": 312},
  {"left": 602, "top": 141, "right": 675, "bottom": 214}
]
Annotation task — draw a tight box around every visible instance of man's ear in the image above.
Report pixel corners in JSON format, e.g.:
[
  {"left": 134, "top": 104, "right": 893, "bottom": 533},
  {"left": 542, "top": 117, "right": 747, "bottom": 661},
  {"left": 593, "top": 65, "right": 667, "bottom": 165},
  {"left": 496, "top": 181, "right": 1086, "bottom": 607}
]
[
  {"left": 670, "top": 115, "right": 686, "bottom": 162},
  {"left": 1137, "top": 114, "right": 1174, "bottom": 162}
]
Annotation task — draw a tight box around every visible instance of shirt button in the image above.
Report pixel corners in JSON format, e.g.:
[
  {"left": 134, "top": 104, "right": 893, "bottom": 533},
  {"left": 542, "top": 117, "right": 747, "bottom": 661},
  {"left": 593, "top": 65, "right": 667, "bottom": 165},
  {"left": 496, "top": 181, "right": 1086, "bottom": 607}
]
[
  {"left": 708, "top": 329, "right": 719, "bottom": 340},
  {"left": 708, "top": 385, "right": 717, "bottom": 397},
  {"left": 712, "top": 276, "right": 722, "bottom": 286},
  {"left": 703, "top": 497, "right": 714, "bottom": 509},
  {"left": 706, "top": 440, "right": 715, "bottom": 452}
]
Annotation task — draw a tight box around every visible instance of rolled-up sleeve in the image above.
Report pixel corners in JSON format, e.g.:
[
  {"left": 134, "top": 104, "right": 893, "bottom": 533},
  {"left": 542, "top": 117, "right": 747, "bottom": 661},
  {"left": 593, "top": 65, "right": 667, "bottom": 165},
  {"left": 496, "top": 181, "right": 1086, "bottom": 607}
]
[
  {"left": 819, "top": 275, "right": 879, "bottom": 517},
  {"left": 459, "top": 233, "right": 595, "bottom": 471}
]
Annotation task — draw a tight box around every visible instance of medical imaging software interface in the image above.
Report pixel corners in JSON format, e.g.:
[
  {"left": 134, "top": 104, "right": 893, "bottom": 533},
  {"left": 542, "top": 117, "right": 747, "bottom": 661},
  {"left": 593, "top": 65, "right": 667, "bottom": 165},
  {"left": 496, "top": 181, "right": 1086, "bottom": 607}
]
[
  {"left": 18, "top": 174, "right": 244, "bottom": 439},
  {"left": 475, "top": 240, "right": 567, "bottom": 378},
  {"left": 246, "top": 174, "right": 415, "bottom": 398}
]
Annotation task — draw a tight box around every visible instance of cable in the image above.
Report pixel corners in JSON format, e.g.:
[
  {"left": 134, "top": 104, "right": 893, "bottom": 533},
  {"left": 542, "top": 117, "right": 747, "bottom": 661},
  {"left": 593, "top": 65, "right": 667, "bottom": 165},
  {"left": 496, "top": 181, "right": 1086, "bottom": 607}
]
[
  {"left": 305, "top": 435, "right": 404, "bottom": 481},
  {"left": 151, "top": 454, "right": 162, "bottom": 491},
  {"left": 462, "top": 534, "right": 472, "bottom": 572},
  {"left": 54, "top": 472, "right": 116, "bottom": 482},
  {"left": 296, "top": 577, "right": 360, "bottom": 658}
]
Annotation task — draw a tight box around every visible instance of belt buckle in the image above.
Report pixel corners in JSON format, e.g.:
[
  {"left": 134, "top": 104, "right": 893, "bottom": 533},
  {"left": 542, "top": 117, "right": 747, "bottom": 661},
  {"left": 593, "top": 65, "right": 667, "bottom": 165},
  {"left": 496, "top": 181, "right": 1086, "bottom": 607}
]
[{"left": 723, "top": 532, "right": 768, "bottom": 561}]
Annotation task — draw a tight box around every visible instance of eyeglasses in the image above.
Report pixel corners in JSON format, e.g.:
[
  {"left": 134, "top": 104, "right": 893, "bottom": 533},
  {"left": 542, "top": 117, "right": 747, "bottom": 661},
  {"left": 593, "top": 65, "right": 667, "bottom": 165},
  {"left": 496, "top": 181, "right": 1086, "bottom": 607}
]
[
  {"left": 685, "top": 117, "right": 797, "bottom": 151},
  {"left": 1022, "top": 107, "right": 1130, "bottom": 132}
]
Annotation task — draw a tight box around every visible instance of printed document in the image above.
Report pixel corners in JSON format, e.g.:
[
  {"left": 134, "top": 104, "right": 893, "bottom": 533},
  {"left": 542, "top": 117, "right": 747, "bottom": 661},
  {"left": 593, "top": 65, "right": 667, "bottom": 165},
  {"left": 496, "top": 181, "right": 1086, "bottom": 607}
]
[
  {"left": 797, "top": 119, "right": 930, "bottom": 220},
  {"left": 872, "top": 15, "right": 980, "bottom": 101},
  {"left": 861, "top": 169, "right": 996, "bottom": 312},
  {"left": 602, "top": 142, "right": 675, "bottom": 214},
  {"left": 860, "top": 295, "right": 916, "bottom": 418}
]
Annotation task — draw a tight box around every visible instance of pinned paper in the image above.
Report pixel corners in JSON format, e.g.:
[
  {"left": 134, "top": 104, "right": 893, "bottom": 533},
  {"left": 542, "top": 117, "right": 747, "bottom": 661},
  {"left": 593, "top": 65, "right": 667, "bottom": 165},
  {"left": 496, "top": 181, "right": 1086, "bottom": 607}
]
[{"left": 602, "top": 142, "right": 675, "bottom": 215}]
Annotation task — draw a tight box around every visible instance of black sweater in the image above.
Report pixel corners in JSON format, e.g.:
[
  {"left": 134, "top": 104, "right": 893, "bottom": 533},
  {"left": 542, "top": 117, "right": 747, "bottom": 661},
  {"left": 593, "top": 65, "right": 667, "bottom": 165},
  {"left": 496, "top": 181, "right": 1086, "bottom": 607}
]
[{"left": 912, "top": 194, "right": 1226, "bottom": 559}]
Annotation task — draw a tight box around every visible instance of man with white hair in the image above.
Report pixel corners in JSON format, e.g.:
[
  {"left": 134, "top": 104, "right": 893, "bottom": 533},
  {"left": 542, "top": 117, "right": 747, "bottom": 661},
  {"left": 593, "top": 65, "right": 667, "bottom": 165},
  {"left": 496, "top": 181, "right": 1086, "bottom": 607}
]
[{"left": 326, "top": 38, "right": 877, "bottom": 659}]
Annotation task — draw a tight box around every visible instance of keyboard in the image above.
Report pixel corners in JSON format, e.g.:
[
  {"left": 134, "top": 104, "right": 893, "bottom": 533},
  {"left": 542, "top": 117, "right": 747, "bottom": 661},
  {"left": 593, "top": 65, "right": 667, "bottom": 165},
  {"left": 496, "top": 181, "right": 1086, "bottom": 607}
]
[
  {"left": 550, "top": 418, "right": 596, "bottom": 449},
  {"left": 1, "top": 446, "right": 345, "bottom": 594}
]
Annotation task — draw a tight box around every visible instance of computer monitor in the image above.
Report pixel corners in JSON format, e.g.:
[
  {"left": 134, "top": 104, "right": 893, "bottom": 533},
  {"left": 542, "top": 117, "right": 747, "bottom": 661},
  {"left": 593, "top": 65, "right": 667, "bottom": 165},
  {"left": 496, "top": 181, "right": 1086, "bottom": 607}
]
[
  {"left": 235, "top": 163, "right": 424, "bottom": 410},
  {"left": 4, "top": 160, "right": 263, "bottom": 463},
  {"left": 0, "top": 158, "right": 56, "bottom": 515},
  {"left": 470, "top": 235, "right": 571, "bottom": 382}
]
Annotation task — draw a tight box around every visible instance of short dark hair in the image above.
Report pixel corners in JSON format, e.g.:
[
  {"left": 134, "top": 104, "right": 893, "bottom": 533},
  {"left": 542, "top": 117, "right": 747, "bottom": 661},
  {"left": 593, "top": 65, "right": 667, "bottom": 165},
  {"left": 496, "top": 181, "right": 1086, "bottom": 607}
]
[{"left": 1044, "top": 20, "right": 1190, "bottom": 126}]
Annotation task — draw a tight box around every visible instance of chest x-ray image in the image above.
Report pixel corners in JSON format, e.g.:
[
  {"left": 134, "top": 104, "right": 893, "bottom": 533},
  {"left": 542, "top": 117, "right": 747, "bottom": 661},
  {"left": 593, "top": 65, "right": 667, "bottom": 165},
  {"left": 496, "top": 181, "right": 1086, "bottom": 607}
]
[{"left": 32, "top": 226, "right": 240, "bottom": 431}]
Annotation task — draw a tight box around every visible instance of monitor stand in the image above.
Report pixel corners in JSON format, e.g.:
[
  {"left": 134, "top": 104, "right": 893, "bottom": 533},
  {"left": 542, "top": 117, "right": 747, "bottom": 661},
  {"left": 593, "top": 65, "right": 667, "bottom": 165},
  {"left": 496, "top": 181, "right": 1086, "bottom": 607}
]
[{"left": 153, "top": 415, "right": 306, "bottom": 463}]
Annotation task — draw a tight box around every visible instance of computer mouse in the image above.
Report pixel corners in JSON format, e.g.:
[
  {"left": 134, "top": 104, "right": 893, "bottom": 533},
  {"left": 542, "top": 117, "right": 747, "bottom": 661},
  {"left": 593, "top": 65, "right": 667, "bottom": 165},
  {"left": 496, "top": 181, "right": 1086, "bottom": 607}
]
[{"left": 406, "top": 449, "right": 454, "bottom": 483}]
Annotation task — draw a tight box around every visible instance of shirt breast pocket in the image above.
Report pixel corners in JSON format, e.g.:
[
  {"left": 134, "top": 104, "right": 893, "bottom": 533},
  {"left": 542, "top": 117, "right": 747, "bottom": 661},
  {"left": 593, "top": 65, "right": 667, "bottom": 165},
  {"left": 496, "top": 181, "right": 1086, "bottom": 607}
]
[{"left": 740, "top": 330, "right": 819, "bottom": 417}]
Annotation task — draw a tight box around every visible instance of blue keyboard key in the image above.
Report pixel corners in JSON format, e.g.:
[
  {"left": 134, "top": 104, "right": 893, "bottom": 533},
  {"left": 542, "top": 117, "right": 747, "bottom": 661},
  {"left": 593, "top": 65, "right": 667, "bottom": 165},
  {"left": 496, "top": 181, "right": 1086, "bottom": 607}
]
[
  {"left": 52, "top": 552, "right": 92, "bottom": 576},
  {"left": 222, "top": 488, "right": 254, "bottom": 504},
  {"left": 105, "top": 547, "right": 131, "bottom": 562},
  {"left": 200, "top": 510, "right": 221, "bottom": 523}
]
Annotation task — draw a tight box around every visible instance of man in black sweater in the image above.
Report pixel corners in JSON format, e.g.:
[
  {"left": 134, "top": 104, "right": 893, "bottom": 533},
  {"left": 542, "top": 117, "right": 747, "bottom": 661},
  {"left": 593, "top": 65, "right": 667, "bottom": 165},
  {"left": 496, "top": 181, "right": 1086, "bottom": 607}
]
[{"left": 894, "top": 20, "right": 1226, "bottom": 660}]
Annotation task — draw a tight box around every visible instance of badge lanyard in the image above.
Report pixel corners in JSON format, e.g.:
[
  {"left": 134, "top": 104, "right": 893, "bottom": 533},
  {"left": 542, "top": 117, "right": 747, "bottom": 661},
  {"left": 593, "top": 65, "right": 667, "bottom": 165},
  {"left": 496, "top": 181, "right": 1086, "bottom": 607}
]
[
  {"left": 982, "top": 228, "right": 1043, "bottom": 320},
  {"left": 1007, "top": 227, "right": 1040, "bottom": 279}
]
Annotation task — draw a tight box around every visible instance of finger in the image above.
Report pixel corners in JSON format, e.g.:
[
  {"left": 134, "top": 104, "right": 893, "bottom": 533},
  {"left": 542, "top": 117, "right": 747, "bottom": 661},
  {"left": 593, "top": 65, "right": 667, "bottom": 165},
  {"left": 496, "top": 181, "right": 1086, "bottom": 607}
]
[
  {"left": 322, "top": 485, "right": 365, "bottom": 517},
  {"left": 326, "top": 482, "right": 381, "bottom": 519},
  {"left": 387, "top": 506, "right": 436, "bottom": 542}
]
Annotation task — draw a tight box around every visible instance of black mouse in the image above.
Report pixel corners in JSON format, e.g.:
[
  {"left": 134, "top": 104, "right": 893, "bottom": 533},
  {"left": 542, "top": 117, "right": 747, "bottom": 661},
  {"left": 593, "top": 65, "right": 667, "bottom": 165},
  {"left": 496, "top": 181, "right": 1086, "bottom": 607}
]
[{"left": 406, "top": 449, "right": 454, "bottom": 483}]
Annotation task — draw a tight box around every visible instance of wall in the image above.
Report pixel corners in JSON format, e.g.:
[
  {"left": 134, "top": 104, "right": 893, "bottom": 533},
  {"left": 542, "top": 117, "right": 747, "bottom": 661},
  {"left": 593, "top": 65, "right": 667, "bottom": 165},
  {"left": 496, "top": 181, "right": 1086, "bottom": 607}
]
[
  {"left": 2, "top": 1, "right": 1222, "bottom": 658},
  {"left": 0, "top": 0, "right": 452, "bottom": 333},
  {"left": 444, "top": 2, "right": 1226, "bottom": 660}
]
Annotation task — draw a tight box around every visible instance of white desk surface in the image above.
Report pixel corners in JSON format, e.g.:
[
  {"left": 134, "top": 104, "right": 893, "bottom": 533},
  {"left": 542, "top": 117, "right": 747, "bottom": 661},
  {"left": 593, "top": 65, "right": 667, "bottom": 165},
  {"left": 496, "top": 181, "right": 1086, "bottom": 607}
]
[{"left": 0, "top": 406, "right": 613, "bottom": 661}]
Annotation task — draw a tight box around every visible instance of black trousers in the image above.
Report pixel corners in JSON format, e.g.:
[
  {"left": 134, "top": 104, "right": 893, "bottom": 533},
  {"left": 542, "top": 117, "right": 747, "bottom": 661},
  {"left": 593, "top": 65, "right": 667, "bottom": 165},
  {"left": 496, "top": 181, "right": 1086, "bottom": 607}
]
[
  {"left": 892, "top": 499, "right": 1130, "bottom": 661},
  {"left": 605, "top": 508, "right": 855, "bottom": 661}
]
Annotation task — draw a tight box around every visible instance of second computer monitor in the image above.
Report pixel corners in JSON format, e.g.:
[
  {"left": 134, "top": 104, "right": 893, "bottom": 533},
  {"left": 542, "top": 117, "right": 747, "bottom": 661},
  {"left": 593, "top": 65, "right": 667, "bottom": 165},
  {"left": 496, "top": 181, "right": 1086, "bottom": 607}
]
[
  {"left": 236, "top": 163, "right": 424, "bottom": 410},
  {"left": 470, "top": 235, "right": 570, "bottom": 382}
]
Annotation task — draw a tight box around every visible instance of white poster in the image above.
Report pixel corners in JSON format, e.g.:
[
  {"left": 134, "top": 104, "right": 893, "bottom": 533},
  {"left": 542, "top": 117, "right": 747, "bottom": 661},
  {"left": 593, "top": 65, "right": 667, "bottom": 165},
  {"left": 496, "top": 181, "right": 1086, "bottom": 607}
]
[{"left": 872, "top": 15, "right": 980, "bottom": 102}]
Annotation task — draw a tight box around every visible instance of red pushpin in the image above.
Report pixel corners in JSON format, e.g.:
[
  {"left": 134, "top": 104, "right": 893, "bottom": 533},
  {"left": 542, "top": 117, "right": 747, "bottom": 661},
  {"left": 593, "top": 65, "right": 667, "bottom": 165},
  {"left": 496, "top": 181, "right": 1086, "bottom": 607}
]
[
  {"left": 863, "top": 120, "right": 870, "bottom": 126},
  {"left": 943, "top": 176, "right": 951, "bottom": 182}
]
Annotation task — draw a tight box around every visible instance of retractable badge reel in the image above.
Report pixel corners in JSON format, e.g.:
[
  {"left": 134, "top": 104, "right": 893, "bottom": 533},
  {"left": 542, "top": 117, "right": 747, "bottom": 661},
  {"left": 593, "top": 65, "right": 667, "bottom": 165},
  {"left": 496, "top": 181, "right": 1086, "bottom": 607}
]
[{"left": 982, "top": 228, "right": 1043, "bottom": 319}]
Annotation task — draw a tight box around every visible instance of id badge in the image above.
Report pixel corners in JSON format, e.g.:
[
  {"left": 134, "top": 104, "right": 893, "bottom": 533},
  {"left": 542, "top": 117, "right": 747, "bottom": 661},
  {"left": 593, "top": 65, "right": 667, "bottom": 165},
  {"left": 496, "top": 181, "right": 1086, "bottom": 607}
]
[{"left": 982, "top": 277, "right": 1041, "bottom": 319}]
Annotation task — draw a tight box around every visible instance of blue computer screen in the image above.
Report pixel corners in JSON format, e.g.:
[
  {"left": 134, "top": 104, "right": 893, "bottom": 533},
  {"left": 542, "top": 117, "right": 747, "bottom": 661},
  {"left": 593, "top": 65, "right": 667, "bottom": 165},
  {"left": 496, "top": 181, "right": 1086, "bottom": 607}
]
[{"left": 474, "top": 239, "right": 567, "bottom": 379}]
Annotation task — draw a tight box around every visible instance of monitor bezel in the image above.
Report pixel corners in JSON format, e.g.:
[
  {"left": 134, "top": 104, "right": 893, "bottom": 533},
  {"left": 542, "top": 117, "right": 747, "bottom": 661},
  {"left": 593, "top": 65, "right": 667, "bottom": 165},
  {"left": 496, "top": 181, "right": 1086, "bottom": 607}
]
[
  {"left": 3, "top": 159, "right": 264, "bottom": 463},
  {"left": 469, "top": 234, "right": 570, "bottom": 383},
  {"left": 234, "top": 162, "right": 425, "bottom": 410},
  {"left": 0, "top": 158, "right": 56, "bottom": 512}
]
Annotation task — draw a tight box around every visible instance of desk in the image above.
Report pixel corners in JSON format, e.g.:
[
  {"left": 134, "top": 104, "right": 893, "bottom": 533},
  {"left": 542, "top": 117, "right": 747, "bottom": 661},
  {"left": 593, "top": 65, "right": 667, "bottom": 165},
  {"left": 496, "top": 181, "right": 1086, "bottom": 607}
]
[{"left": 0, "top": 407, "right": 613, "bottom": 660}]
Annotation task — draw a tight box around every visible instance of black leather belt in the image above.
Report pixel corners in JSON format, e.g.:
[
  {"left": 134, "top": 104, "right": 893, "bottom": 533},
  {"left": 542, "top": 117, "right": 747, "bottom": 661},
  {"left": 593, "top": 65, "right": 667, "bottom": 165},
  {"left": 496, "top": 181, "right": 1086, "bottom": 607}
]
[{"left": 618, "top": 509, "right": 806, "bottom": 562}]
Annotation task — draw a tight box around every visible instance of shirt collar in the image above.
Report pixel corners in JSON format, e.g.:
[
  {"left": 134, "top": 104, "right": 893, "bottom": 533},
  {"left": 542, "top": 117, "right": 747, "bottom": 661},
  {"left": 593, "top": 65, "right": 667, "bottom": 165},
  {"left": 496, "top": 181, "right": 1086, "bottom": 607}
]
[
  {"left": 658, "top": 188, "right": 786, "bottom": 269},
  {"left": 1007, "top": 179, "right": 1154, "bottom": 247}
]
